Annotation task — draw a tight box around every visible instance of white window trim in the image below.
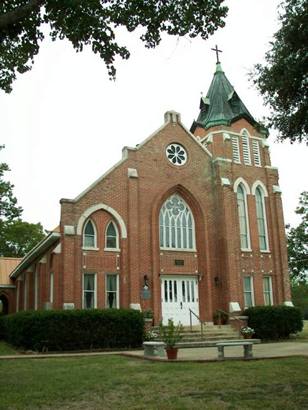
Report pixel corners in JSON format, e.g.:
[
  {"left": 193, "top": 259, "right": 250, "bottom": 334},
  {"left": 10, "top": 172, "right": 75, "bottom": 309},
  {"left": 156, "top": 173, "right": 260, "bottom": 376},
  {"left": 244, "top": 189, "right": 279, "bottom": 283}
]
[
  {"left": 105, "top": 273, "right": 119, "bottom": 309},
  {"left": 254, "top": 185, "right": 270, "bottom": 252},
  {"left": 160, "top": 247, "right": 197, "bottom": 252},
  {"left": 82, "top": 273, "right": 97, "bottom": 309},
  {"left": 50, "top": 272, "right": 54, "bottom": 304},
  {"left": 105, "top": 221, "right": 120, "bottom": 251},
  {"left": 23, "top": 273, "right": 27, "bottom": 311},
  {"left": 237, "top": 184, "right": 251, "bottom": 251},
  {"left": 263, "top": 276, "right": 273, "bottom": 305},
  {"left": 16, "top": 280, "right": 20, "bottom": 313},
  {"left": 243, "top": 276, "right": 255, "bottom": 308},
  {"left": 34, "top": 269, "right": 39, "bottom": 310},
  {"left": 83, "top": 219, "right": 98, "bottom": 250}
]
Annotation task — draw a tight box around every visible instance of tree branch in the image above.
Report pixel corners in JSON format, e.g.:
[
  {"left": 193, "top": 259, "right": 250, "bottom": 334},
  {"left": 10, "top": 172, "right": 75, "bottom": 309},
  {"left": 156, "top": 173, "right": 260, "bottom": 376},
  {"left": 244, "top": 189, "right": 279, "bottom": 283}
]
[{"left": 0, "top": 0, "right": 44, "bottom": 31}]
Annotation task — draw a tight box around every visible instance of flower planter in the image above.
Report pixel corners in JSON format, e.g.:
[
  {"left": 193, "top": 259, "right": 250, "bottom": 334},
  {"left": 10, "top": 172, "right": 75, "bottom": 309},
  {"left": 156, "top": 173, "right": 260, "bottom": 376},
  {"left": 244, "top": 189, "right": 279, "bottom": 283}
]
[
  {"left": 243, "top": 334, "right": 253, "bottom": 339},
  {"left": 165, "top": 347, "right": 178, "bottom": 360}
]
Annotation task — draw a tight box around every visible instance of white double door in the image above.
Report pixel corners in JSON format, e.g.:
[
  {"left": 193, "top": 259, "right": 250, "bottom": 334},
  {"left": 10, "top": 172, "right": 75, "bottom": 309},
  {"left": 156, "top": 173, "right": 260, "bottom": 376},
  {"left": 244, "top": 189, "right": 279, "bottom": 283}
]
[{"left": 161, "top": 275, "right": 199, "bottom": 326}]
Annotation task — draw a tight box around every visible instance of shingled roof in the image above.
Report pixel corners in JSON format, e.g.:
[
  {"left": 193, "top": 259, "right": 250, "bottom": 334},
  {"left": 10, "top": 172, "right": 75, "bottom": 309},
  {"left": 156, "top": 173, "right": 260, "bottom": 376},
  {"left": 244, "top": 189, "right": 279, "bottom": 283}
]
[{"left": 191, "top": 63, "right": 258, "bottom": 132}]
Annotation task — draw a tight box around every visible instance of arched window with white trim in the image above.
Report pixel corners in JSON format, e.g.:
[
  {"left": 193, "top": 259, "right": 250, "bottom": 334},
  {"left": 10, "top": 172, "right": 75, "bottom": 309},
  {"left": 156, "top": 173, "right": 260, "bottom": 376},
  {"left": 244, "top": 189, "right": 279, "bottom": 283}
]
[
  {"left": 237, "top": 184, "right": 250, "bottom": 250},
  {"left": 255, "top": 186, "right": 269, "bottom": 251},
  {"left": 159, "top": 194, "right": 195, "bottom": 250},
  {"left": 83, "top": 219, "right": 96, "bottom": 248},
  {"left": 105, "top": 221, "right": 119, "bottom": 250}
]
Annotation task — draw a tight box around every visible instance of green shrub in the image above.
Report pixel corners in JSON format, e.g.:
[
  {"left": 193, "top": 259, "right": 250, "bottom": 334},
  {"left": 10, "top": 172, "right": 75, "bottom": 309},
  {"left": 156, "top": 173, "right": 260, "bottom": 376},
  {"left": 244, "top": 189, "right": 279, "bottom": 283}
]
[
  {"left": 244, "top": 305, "right": 303, "bottom": 340},
  {"left": 0, "top": 315, "right": 5, "bottom": 340},
  {"left": 3, "top": 309, "right": 143, "bottom": 351}
]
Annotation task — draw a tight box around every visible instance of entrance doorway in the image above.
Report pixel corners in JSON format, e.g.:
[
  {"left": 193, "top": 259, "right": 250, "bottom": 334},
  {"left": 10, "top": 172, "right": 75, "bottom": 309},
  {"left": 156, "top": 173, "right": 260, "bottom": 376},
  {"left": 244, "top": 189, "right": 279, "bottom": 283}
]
[
  {"left": 0, "top": 294, "right": 9, "bottom": 315},
  {"left": 161, "top": 275, "right": 199, "bottom": 325}
]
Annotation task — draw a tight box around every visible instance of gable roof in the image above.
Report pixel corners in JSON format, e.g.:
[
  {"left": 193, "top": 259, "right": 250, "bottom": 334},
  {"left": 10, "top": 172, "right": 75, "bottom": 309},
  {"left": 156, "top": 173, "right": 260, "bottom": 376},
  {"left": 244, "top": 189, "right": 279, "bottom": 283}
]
[
  {"left": 63, "top": 111, "right": 212, "bottom": 204},
  {"left": 9, "top": 232, "right": 60, "bottom": 279}
]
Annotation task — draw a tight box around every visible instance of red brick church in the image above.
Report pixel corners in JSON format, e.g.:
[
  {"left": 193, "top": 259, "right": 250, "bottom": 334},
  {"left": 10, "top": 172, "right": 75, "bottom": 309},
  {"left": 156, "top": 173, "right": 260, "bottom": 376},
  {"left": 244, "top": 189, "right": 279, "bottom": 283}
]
[{"left": 0, "top": 61, "right": 292, "bottom": 324}]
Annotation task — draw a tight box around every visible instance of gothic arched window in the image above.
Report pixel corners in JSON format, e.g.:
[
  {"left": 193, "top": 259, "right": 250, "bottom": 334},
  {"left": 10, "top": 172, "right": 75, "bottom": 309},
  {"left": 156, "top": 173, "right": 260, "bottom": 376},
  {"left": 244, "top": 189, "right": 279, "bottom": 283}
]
[
  {"left": 159, "top": 194, "right": 195, "bottom": 250},
  {"left": 83, "top": 220, "right": 96, "bottom": 248},
  {"left": 237, "top": 184, "right": 250, "bottom": 250},
  {"left": 255, "top": 186, "right": 268, "bottom": 251},
  {"left": 105, "top": 221, "right": 119, "bottom": 249}
]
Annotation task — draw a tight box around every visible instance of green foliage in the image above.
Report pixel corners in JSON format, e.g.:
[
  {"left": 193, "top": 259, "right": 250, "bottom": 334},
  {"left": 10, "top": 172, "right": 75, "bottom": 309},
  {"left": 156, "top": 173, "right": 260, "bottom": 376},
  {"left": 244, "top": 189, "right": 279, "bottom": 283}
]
[
  {"left": 2, "top": 308, "right": 144, "bottom": 351},
  {"left": 244, "top": 305, "right": 303, "bottom": 340},
  {"left": 0, "top": 315, "right": 5, "bottom": 339},
  {"left": 287, "top": 191, "right": 308, "bottom": 282},
  {"left": 0, "top": 0, "right": 228, "bottom": 93},
  {"left": 0, "top": 145, "right": 45, "bottom": 256},
  {"left": 252, "top": 0, "right": 308, "bottom": 143},
  {"left": 159, "top": 319, "right": 183, "bottom": 348},
  {"left": 292, "top": 282, "right": 308, "bottom": 319},
  {"left": 0, "top": 220, "right": 45, "bottom": 257},
  {"left": 0, "top": 145, "right": 22, "bottom": 223}
]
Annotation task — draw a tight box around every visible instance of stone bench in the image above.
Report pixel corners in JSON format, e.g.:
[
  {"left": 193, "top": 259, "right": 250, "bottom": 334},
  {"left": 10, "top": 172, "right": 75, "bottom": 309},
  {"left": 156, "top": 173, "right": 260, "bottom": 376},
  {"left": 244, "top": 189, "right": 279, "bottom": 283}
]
[
  {"left": 143, "top": 341, "right": 165, "bottom": 358},
  {"left": 216, "top": 341, "right": 254, "bottom": 360}
]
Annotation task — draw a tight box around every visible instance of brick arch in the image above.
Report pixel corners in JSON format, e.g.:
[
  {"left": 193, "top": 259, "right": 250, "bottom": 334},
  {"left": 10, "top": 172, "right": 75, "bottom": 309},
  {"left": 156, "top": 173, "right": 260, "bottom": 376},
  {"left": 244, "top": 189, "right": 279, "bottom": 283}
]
[
  {"left": 251, "top": 180, "right": 268, "bottom": 197},
  {"left": 76, "top": 204, "right": 127, "bottom": 238},
  {"left": 151, "top": 184, "right": 210, "bottom": 323},
  {"left": 153, "top": 184, "right": 206, "bottom": 224},
  {"left": 233, "top": 177, "right": 251, "bottom": 194}
]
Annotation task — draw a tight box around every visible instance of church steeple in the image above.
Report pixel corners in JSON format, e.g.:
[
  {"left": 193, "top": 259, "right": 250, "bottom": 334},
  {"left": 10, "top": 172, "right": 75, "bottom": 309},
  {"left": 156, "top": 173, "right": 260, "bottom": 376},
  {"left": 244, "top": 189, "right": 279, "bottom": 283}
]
[{"left": 191, "top": 61, "right": 258, "bottom": 133}]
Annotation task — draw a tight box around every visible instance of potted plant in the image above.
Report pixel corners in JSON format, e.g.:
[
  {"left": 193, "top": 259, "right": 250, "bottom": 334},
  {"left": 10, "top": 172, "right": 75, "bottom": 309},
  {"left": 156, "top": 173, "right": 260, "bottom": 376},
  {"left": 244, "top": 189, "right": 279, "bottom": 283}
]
[
  {"left": 159, "top": 319, "right": 183, "bottom": 359},
  {"left": 240, "top": 326, "right": 254, "bottom": 339}
]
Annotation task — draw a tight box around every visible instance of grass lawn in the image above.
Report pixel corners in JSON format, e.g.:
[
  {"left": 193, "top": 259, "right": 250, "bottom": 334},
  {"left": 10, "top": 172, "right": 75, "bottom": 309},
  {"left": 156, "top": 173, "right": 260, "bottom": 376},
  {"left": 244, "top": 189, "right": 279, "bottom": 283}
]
[
  {"left": 0, "top": 356, "right": 308, "bottom": 409},
  {"left": 0, "top": 341, "right": 17, "bottom": 356}
]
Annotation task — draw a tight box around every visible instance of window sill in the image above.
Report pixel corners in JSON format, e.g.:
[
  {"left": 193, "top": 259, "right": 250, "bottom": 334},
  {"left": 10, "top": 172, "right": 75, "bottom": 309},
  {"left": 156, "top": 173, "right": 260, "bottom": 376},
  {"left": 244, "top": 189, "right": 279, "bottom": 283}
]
[
  {"left": 241, "top": 248, "right": 252, "bottom": 253},
  {"left": 260, "top": 249, "right": 271, "bottom": 254},
  {"left": 160, "top": 247, "right": 196, "bottom": 252},
  {"left": 82, "top": 247, "right": 99, "bottom": 251},
  {"left": 104, "top": 248, "right": 121, "bottom": 252}
]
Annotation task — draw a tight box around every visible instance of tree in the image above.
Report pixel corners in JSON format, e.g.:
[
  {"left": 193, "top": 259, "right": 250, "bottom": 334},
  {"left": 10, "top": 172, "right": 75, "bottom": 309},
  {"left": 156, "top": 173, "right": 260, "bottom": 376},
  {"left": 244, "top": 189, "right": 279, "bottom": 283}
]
[
  {"left": 0, "top": 0, "right": 228, "bottom": 93},
  {"left": 252, "top": 0, "right": 308, "bottom": 143},
  {"left": 0, "top": 146, "right": 45, "bottom": 257},
  {"left": 287, "top": 191, "right": 308, "bottom": 282},
  {"left": 291, "top": 281, "right": 308, "bottom": 319}
]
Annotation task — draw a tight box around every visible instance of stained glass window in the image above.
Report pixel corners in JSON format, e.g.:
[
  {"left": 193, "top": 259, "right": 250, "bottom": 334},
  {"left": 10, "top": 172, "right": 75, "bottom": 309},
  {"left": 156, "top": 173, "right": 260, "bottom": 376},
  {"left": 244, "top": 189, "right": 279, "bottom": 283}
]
[
  {"left": 166, "top": 143, "right": 187, "bottom": 166},
  {"left": 159, "top": 194, "right": 195, "bottom": 250}
]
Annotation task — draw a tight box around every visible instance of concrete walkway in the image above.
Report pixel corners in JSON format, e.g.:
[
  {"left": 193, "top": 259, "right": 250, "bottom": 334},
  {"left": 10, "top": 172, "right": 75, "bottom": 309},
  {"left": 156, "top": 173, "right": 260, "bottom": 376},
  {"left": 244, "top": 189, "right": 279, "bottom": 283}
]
[
  {"left": 126, "top": 342, "right": 308, "bottom": 361},
  {"left": 0, "top": 342, "right": 307, "bottom": 361}
]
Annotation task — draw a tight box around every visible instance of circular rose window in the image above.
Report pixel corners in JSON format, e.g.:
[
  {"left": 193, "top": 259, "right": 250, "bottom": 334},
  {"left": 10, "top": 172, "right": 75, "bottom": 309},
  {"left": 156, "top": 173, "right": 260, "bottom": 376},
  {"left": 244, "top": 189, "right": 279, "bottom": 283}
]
[{"left": 166, "top": 143, "right": 187, "bottom": 166}]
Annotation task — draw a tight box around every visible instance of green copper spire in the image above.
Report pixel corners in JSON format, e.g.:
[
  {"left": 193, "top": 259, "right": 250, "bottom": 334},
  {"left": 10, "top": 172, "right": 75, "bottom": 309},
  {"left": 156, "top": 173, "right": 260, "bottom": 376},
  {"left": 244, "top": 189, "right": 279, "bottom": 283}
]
[{"left": 191, "top": 63, "right": 257, "bottom": 131}]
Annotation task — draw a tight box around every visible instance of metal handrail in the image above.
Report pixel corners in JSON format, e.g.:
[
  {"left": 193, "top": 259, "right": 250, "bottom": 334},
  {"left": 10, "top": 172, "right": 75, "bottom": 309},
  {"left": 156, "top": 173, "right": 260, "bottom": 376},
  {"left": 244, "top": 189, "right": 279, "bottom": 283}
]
[{"left": 189, "top": 308, "right": 205, "bottom": 337}]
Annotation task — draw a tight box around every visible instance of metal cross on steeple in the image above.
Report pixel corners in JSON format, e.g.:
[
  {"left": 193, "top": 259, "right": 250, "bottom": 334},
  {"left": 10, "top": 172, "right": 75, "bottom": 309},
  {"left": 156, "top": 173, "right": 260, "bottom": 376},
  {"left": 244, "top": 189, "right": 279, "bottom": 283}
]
[{"left": 211, "top": 45, "right": 222, "bottom": 63}]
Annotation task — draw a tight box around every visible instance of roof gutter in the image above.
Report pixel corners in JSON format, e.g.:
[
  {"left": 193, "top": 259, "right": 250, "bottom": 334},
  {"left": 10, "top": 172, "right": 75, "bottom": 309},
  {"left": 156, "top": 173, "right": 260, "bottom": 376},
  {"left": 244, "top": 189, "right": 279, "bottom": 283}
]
[{"left": 9, "top": 232, "right": 61, "bottom": 280}]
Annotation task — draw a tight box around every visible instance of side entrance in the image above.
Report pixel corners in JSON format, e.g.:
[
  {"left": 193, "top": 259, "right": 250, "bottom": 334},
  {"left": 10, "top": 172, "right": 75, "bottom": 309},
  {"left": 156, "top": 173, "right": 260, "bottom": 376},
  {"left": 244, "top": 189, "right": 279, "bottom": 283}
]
[{"left": 160, "top": 275, "right": 199, "bottom": 325}]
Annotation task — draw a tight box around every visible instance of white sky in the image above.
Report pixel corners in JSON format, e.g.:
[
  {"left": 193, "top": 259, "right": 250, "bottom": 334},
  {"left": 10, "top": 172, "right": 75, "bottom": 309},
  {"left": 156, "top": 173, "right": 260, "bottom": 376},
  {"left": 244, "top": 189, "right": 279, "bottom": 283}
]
[{"left": 1, "top": 0, "right": 307, "bottom": 231}]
